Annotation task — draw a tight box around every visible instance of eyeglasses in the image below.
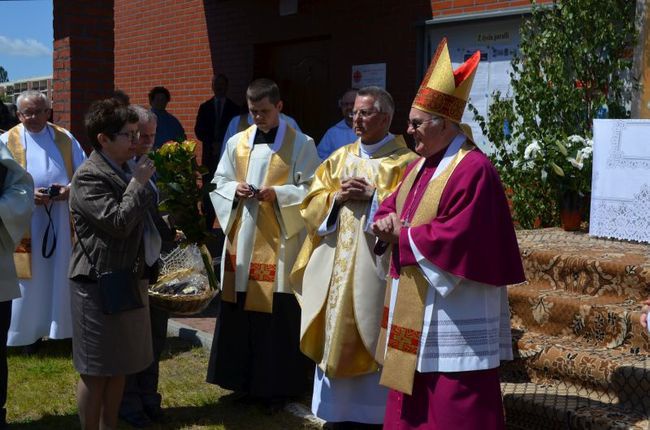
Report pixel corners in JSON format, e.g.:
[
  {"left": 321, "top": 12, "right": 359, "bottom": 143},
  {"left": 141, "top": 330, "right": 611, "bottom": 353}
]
[
  {"left": 351, "top": 109, "right": 380, "bottom": 119},
  {"left": 115, "top": 130, "right": 140, "bottom": 140},
  {"left": 18, "top": 108, "right": 48, "bottom": 118},
  {"left": 406, "top": 117, "right": 441, "bottom": 131}
]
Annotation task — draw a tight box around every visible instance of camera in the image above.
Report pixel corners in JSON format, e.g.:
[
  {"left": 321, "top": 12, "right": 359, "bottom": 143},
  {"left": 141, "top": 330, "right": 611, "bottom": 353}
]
[
  {"left": 248, "top": 184, "right": 260, "bottom": 196},
  {"left": 43, "top": 184, "right": 62, "bottom": 198}
]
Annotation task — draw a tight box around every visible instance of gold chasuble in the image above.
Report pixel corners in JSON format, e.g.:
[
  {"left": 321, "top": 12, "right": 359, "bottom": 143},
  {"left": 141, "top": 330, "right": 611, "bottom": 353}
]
[
  {"left": 222, "top": 127, "right": 296, "bottom": 313},
  {"left": 6, "top": 123, "right": 74, "bottom": 279},
  {"left": 293, "top": 136, "right": 417, "bottom": 378},
  {"left": 377, "top": 141, "right": 475, "bottom": 395}
]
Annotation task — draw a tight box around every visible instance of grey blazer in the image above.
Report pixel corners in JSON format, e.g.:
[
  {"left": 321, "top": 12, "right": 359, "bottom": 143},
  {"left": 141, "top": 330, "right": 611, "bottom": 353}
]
[{"left": 68, "top": 150, "right": 156, "bottom": 280}]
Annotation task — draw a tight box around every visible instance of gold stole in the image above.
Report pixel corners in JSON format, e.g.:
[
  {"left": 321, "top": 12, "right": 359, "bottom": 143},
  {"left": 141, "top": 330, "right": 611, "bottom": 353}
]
[
  {"left": 222, "top": 127, "right": 296, "bottom": 313},
  {"left": 237, "top": 115, "right": 250, "bottom": 133},
  {"left": 378, "top": 141, "right": 474, "bottom": 395},
  {"left": 6, "top": 123, "right": 74, "bottom": 279}
]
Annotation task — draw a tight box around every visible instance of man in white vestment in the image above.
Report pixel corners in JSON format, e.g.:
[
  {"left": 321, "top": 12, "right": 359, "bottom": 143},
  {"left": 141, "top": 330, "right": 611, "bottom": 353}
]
[
  {"left": 293, "top": 87, "right": 417, "bottom": 429},
  {"left": 206, "top": 78, "right": 320, "bottom": 412},
  {"left": 316, "top": 89, "right": 358, "bottom": 160},
  {"left": 0, "top": 142, "right": 34, "bottom": 427},
  {"left": 0, "top": 90, "right": 86, "bottom": 349}
]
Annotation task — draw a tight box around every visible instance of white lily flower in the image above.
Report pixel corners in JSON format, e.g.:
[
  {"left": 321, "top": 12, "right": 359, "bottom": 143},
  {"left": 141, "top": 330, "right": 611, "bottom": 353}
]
[
  {"left": 567, "top": 135, "right": 585, "bottom": 146},
  {"left": 579, "top": 146, "right": 593, "bottom": 159},
  {"left": 523, "top": 160, "right": 535, "bottom": 170},
  {"left": 568, "top": 151, "right": 584, "bottom": 170},
  {"left": 568, "top": 159, "right": 583, "bottom": 169},
  {"left": 524, "top": 140, "right": 541, "bottom": 159}
]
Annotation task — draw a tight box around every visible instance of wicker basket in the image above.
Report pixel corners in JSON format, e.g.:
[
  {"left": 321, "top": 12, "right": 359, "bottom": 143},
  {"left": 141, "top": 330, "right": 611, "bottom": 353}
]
[
  {"left": 148, "top": 285, "right": 218, "bottom": 316},
  {"left": 149, "top": 244, "right": 219, "bottom": 315},
  {"left": 147, "top": 244, "right": 220, "bottom": 316}
]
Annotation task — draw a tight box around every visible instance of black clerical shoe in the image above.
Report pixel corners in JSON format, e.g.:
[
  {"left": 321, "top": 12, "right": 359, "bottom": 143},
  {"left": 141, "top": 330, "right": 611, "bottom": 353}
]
[
  {"left": 262, "top": 397, "right": 286, "bottom": 415},
  {"left": 22, "top": 338, "right": 43, "bottom": 356},
  {"left": 143, "top": 404, "right": 164, "bottom": 422},
  {"left": 227, "top": 391, "right": 254, "bottom": 404},
  {"left": 119, "top": 410, "right": 152, "bottom": 428}
]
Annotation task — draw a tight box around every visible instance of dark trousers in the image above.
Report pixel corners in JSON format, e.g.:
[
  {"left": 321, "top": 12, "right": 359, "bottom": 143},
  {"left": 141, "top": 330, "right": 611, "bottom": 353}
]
[
  {"left": 206, "top": 292, "right": 313, "bottom": 399},
  {"left": 0, "top": 301, "right": 11, "bottom": 425},
  {"left": 120, "top": 305, "right": 168, "bottom": 414}
]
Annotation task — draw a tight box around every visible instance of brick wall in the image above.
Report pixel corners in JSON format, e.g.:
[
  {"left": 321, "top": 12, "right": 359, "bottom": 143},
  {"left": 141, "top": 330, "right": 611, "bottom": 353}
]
[
  {"left": 431, "top": 0, "right": 552, "bottom": 17},
  {"left": 111, "top": 0, "right": 550, "bottom": 150},
  {"left": 53, "top": 0, "right": 114, "bottom": 148},
  {"left": 113, "top": 0, "right": 433, "bottom": 148},
  {"left": 114, "top": 0, "right": 213, "bottom": 146}
]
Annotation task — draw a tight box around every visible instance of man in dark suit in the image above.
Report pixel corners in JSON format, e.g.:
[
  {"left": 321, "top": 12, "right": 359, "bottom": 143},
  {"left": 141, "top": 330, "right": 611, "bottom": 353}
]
[
  {"left": 195, "top": 74, "right": 240, "bottom": 237},
  {"left": 195, "top": 74, "right": 240, "bottom": 178}
]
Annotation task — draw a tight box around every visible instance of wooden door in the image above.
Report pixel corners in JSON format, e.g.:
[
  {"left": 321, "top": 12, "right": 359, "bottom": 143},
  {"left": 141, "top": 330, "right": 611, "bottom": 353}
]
[{"left": 254, "top": 36, "right": 333, "bottom": 142}]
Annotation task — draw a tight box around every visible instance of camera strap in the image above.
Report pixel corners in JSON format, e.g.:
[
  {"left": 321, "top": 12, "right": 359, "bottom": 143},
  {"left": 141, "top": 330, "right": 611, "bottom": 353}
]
[{"left": 41, "top": 202, "right": 57, "bottom": 259}]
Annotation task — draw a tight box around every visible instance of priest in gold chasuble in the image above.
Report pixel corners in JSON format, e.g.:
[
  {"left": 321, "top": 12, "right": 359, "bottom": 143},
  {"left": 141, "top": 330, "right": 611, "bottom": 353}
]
[
  {"left": 206, "top": 79, "right": 320, "bottom": 406},
  {"left": 292, "top": 87, "right": 417, "bottom": 426}
]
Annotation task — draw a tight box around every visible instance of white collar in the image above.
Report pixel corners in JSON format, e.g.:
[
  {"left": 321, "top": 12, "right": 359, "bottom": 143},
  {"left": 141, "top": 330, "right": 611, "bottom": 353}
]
[
  {"left": 360, "top": 133, "right": 393, "bottom": 158},
  {"left": 428, "top": 133, "right": 467, "bottom": 183},
  {"left": 246, "top": 119, "right": 287, "bottom": 153}
]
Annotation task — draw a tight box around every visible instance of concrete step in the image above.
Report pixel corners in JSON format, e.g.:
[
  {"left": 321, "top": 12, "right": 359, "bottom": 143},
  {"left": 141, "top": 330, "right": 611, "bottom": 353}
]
[
  {"left": 509, "top": 329, "right": 650, "bottom": 414},
  {"left": 502, "top": 380, "right": 649, "bottom": 430},
  {"left": 508, "top": 284, "right": 650, "bottom": 351},
  {"left": 517, "top": 228, "right": 650, "bottom": 299}
]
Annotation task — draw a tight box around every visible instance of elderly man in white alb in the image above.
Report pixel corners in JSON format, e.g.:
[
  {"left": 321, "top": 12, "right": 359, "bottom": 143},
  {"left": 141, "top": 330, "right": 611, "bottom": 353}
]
[{"left": 0, "top": 90, "right": 86, "bottom": 351}]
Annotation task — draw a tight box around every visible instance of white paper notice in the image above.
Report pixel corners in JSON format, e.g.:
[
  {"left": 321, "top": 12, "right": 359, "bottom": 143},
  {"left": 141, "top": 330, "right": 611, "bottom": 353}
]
[{"left": 351, "top": 63, "right": 387, "bottom": 89}]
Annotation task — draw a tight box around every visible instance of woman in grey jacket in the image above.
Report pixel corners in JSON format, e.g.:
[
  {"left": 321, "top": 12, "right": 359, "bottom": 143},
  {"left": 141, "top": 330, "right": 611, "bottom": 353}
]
[{"left": 68, "top": 99, "right": 157, "bottom": 430}]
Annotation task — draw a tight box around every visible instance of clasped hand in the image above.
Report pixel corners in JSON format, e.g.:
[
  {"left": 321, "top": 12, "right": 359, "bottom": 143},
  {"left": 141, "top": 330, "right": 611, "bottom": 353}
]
[
  {"left": 335, "top": 177, "right": 375, "bottom": 204},
  {"left": 371, "top": 212, "right": 401, "bottom": 244},
  {"left": 236, "top": 182, "right": 276, "bottom": 202}
]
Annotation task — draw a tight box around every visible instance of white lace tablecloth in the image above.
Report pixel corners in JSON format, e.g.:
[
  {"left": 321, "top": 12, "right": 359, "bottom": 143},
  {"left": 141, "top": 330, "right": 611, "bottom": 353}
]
[{"left": 590, "top": 119, "right": 650, "bottom": 243}]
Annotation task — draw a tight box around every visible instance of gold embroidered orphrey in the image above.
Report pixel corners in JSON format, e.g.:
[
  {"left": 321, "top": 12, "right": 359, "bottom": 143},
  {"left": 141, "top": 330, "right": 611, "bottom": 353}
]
[{"left": 222, "top": 127, "right": 296, "bottom": 313}]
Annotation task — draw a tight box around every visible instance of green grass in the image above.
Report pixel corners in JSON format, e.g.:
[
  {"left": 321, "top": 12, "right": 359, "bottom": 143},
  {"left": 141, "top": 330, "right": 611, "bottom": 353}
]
[{"left": 7, "top": 338, "right": 318, "bottom": 429}]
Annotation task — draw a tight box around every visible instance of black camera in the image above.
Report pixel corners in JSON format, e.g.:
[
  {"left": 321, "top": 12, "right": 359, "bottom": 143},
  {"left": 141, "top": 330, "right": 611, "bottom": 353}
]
[
  {"left": 248, "top": 184, "right": 260, "bottom": 196},
  {"left": 43, "top": 184, "right": 62, "bottom": 198}
]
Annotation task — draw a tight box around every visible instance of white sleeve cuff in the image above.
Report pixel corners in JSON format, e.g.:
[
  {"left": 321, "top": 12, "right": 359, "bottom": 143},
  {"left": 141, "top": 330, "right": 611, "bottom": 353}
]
[
  {"left": 316, "top": 199, "right": 339, "bottom": 236},
  {"left": 408, "top": 228, "right": 461, "bottom": 298},
  {"left": 363, "top": 191, "right": 378, "bottom": 233}
]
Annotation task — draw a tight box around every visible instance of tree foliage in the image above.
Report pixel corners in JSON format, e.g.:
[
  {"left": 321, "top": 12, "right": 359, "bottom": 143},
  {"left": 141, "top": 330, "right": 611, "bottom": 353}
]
[
  {"left": 471, "top": 0, "right": 637, "bottom": 228},
  {"left": 0, "top": 66, "right": 8, "bottom": 83}
]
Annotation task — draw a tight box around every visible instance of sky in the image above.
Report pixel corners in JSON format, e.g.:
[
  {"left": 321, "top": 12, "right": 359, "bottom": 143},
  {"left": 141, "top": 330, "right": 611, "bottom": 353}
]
[{"left": 0, "top": 0, "right": 53, "bottom": 82}]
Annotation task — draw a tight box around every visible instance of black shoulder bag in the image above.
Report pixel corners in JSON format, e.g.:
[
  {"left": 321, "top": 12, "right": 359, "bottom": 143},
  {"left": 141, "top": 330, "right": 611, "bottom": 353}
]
[{"left": 71, "top": 220, "right": 144, "bottom": 315}]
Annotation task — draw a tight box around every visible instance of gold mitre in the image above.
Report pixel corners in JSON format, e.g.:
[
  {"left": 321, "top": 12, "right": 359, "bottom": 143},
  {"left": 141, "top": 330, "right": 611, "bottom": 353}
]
[{"left": 412, "top": 38, "right": 480, "bottom": 123}]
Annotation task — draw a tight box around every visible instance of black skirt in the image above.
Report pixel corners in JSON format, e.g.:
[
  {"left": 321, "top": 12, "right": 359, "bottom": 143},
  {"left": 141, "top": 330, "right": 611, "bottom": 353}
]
[{"left": 206, "top": 292, "right": 313, "bottom": 399}]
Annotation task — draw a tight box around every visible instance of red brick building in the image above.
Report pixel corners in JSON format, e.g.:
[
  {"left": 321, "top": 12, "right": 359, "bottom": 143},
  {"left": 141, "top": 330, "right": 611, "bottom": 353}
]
[{"left": 52, "top": 0, "right": 551, "bottom": 150}]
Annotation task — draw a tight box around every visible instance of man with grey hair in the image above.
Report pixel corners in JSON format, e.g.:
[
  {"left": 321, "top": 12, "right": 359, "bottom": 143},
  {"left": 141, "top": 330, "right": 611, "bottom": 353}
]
[
  {"left": 119, "top": 104, "right": 175, "bottom": 428},
  {"left": 317, "top": 89, "right": 358, "bottom": 160},
  {"left": 293, "top": 86, "right": 416, "bottom": 428},
  {"left": 0, "top": 90, "right": 86, "bottom": 352}
]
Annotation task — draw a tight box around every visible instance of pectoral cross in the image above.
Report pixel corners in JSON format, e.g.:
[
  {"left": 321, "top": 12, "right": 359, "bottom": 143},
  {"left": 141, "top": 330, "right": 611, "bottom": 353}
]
[{"left": 401, "top": 219, "right": 410, "bottom": 227}]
